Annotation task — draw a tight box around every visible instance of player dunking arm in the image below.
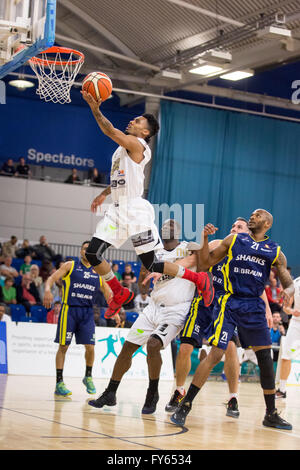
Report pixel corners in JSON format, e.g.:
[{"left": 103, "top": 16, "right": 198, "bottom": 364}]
[
  {"left": 88, "top": 219, "right": 199, "bottom": 414},
  {"left": 81, "top": 91, "right": 214, "bottom": 319},
  {"left": 171, "top": 209, "right": 294, "bottom": 430},
  {"left": 43, "top": 241, "right": 112, "bottom": 397}
]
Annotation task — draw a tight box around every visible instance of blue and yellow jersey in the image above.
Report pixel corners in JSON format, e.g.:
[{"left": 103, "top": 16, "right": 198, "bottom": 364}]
[
  {"left": 210, "top": 260, "right": 225, "bottom": 295},
  {"left": 61, "top": 260, "right": 102, "bottom": 307},
  {"left": 222, "top": 232, "right": 280, "bottom": 297}
]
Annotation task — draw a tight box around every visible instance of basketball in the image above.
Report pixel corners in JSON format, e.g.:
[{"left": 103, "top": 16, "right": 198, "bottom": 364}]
[{"left": 82, "top": 71, "right": 112, "bottom": 101}]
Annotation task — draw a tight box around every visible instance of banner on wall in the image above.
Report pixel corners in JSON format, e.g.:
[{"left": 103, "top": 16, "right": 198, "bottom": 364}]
[{"left": 6, "top": 323, "right": 174, "bottom": 380}]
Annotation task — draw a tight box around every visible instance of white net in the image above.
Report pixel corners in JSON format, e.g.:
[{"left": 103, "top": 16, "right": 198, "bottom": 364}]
[{"left": 29, "top": 47, "right": 84, "bottom": 104}]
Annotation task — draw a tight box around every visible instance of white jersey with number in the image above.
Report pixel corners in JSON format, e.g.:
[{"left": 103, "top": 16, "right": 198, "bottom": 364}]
[
  {"left": 110, "top": 138, "right": 151, "bottom": 202},
  {"left": 151, "top": 241, "right": 196, "bottom": 306},
  {"left": 292, "top": 276, "right": 300, "bottom": 323}
]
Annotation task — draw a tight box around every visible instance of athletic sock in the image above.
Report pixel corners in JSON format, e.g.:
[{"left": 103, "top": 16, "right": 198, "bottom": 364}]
[
  {"left": 148, "top": 378, "right": 159, "bottom": 393},
  {"left": 105, "top": 275, "right": 122, "bottom": 296},
  {"left": 56, "top": 369, "right": 63, "bottom": 383},
  {"left": 279, "top": 380, "right": 287, "bottom": 393},
  {"left": 181, "top": 269, "right": 206, "bottom": 289},
  {"left": 264, "top": 393, "right": 276, "bottom": 414},
  {"left": 228, "top": 393, "right": 238, "bottom": 401},
  {"left": 184, "top": 383, "right": 200, "bottom": 404},
  {"left": 176, "top": 386, "right": 185, "bottom": 395},
  {"left": 106, "top": 379, "right": 120, "bottom": 393},
  {"left": 103, "top": 270, "right": 115, "bottom": 282},
  {"left": 85, "top": 366, "right": 92, "bottom": 377}
]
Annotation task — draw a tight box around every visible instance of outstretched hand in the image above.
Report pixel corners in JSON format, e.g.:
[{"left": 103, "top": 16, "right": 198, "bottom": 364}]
[
  {"left": 81, "top": 90, "right": 102, "bottom": 111},
  {"left": 142, "top": 272, "right": 162, "bottom": 285},
  {"left": 203, "top": 223, "right": 218, "bottom": 237}
]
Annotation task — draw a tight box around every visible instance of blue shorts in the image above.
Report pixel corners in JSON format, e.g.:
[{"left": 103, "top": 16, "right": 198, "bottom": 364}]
[
  {"left": 54, "top": 305, "right": 95, "bottom": 346},
  {"left": 207, "top": 294, "right": 271, "bottom": 350},
  {"left": 180, "top": 294, "right": 214, "bottom": 348}
]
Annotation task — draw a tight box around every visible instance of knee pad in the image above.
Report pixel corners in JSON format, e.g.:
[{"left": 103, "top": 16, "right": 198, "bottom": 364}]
[
  {"left": 85, "top": 237, "right": 110, "bottom": 267},
  {"left": 255, "top": 348, "right": 275, "bottom": 390},
  {"left": 138, "top": 251, "right": 164, "bottom": 273}
]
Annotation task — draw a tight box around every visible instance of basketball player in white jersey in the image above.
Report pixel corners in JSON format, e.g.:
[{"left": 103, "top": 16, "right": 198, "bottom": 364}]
[
  {"left": 88, "top": 219, "right": 198, "bottom": 413},
  {"left": 276, "top": 275, "right": 300, "bottom": 398},
  {"left": 81, "top": 91, "right": 214, "bottom": 319}
]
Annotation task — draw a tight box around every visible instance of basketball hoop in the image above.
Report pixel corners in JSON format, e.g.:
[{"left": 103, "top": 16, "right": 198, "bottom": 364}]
[{"left": 29, "top": 46, "right": 84, "bottom": 104}]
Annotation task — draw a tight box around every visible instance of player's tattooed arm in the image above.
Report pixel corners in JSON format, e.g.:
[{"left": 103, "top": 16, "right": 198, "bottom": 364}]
[
  {"left": 138, "top": 265, "right": 152, "bottom": 295},
  {"left": 43, "top": 261, "right": 73, "bottom": 308},
  {"left": 91, "top": 186, "right": 111, "bottom": 213},
  {"left": 198, "top": 224, "right": 232, "bottom": 270},
  {"left": 273, "top": 251, "right": 294, "bottom": 305}
]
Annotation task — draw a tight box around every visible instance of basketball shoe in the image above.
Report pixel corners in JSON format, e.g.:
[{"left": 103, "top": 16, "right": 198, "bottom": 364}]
[
  {"left": 226, "top": 397, "right": 240, "bottom": 418},
  {"left": 104, "top": 287, "right": 134, "bottom": 319},
  {"left": 275, "top": 389, "right": 286, "bottom": 399},
  {"left": 165, "top": 389, "right": 186, "bottom": 413},
  {"left": 263, "top": 409, "right": 292, "bottom": 430},
  {"left": 170, "top": 401, "right": 192, "bottom": 426},
  {"left": 141, "top": 390, "right": 159, "bottom": 414},
  {"left": 83, "top": 376, "right": 96, "bottom": 394},
  {"left": 88, "top": 389, "right": 117, "bottom": 408},
  {"left": 55, "top": 381, "right": 72, "bottom": 397}
]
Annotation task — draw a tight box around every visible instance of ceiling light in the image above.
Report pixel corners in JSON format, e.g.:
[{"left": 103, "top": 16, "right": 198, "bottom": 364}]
[
  {"left": 199, "top": 50, "right": 232, "bottom": 64},
  {"left": 257, "top": 25, "right": 291, "bottom": 39},
  {"left": 189, "top": 64, "right": 223, "bottom": 75},
  {"left": 220, "top": 70, "right": 254, "bottom": 81},
  {"left": 8, "top": 78, "right": 35, "bottom": 89}
]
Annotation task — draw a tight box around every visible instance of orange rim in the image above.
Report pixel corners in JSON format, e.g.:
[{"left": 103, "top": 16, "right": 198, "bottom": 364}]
[{"left": 29, "top": 46, "right": 85, "bottom": 66}]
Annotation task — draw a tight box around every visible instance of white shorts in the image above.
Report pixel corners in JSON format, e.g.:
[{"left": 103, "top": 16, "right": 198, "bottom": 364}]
[
  {"left": 281, "top": 319, "right": 300, "bottom": 360},
  {"left": 94, "top": 197, "right": 163, "bottom": 255},
  {"left": 126, "top": 298, "right": 191, "bottom": 349}
]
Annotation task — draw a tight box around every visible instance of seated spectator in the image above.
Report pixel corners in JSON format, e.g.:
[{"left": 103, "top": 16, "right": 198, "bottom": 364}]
[
  {"left": 0, "top": 256, "right": 19, "bottom": 279},
  {"left": 1, "top": 277, "right": 17, "bottom": 306},
  {"left": 265, "top": 274, "right": 283, "bottom": 313},
  {"left": 106, "top": 308, "right": 133, "bottom": 329},
  {"left": 29, "top": 264, "right": 43, "bottom": 291},
  {"left": 64, "top": 168, "right": 81, "bottom": 184},
  {"left": 2, "top": 236, "right": 18, "bottom": 258},
  {"left": 20, "top": 255, "right": 32, "bottom": 275},
  {"left": 93, "top": 306, "right": 107, "bottom": 327},
  {"left": 134, "top": 292, "right": 151, "bottom": 314},
  {"left": 1, "top": 158, "right": 15, "bottom": 176},
  {"left": 112, "top": 263, "right": 122, "bottom": 281},
  {"left": 121, "top": 274, "right": 138, "bottom": 309},
  {"left": 39, "top": 259, "right": 54, "bottom": 282},
  {"left": 16, "top": 273, "right": 41, "bottom": 312},
  {"left": 16, "top": 239, "right": 37, "bottom": 259},
  {"left": 270, "top": 311, "right": 286, "bottom": 364},
  {"left": 88, "top": 167, "right": 106, "bottom": 185},
  {"left": 0, "top": 303, "right": 12, "bottom": 323},
  {"left": 122, "top": 263, "right": 137, "bottom": 284},
  {"left": 15, "top": 157, "right": 31, "bottom": 178},
  {"left": 47, "top": 301, "right": 61, "bottom": 324},
  {"left": 33, "top": 235, "right": 62, "bottom": 265}
]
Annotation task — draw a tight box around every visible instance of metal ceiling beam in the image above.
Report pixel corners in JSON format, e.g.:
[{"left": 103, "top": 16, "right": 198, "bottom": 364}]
[
  {"left": 58, "top": 0, "right": 138, "bottom": 59},
  {"left": 55, "top": 33, "right": 161, "bottom": 72},
  {"left": 164, "top": 0, "right": 244, "bottom": 27}
]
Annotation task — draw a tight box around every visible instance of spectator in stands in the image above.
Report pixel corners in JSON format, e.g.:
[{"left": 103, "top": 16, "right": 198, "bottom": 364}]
[
  {"left": 0, "top": 303, "right": 12, "bottom": 323},
  {"left": 39, "top": 259, "right": 54, "bottom": 282},
  {"left": 16, "top": 239, "right": 37, "bottom": 259},
  {"left": 64, "top": 168, "right": 81, "bottom": 184},
  {"left": 47, "top": 301, "right": 61, "bottom": 324},
  {"left": 33, "top": 235, "right": 62, "bottom": 265},
  {"left": 88, "top": 167, "right": 106, "bottom": 185},
  {"left": 16, "top": 273, "right": 41, "bottom": 312},
  {"left": 1, "top": 158, "right": 15, "bottom": 176},
  {"left": 29, "top": 264, "right": 43, "bottom": 291},
  {"left": 270, "top": 311, "right": 286, "bottom": 365},
  {"left": 20, "top": 255, "right": 32, "bottom": 275},
  {"left": 122, "top": 263, "right": 137, "bottom": 284},
  {"left": 112, "top": 263, "right": 122, "bottom": 281},
  {"left": 1, "top": 277, "right": 17, "bottom": 306},
  {"left": 134, "top": 292, "right": 150, "bottom": 314},
  {"left": 106, "top": 308, "right": 133, "bottom": 329},
  {"left": 93, "top": 306, "right": 107, "bottom": 327},
  {"left": 121, "top": 273, "right": 138, "bottom": 310},
  {"left": 0, "top": 256, "right": 19, "bottom": 279},
  {"left": 265, "top": 273, "right": 283, "bottom": 313},
  {"left": 2, "top": 236, "right": 18, "bottom": 258},
  {"left": 15, "top": 157, "right": 31, "bottom": 178}
]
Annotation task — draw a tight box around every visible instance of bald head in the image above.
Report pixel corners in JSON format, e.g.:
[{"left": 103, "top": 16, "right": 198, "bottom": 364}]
[{"left": 248, "top": 209, "right": 273, "bottom": 234}]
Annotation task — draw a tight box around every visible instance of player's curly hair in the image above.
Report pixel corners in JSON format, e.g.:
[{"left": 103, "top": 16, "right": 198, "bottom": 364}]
[{"left": 143, "top": 113, "right": 160, "bottom": 143}]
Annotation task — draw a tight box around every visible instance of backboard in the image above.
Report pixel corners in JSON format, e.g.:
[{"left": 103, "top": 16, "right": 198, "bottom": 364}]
[{"left": 0, "top": 0, "right": 56, "bottom": 79}]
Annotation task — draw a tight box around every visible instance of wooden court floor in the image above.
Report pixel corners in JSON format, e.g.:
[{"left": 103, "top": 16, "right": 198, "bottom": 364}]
[{"left": 0, "top": 374, "right": 299, "bottom": 451}]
